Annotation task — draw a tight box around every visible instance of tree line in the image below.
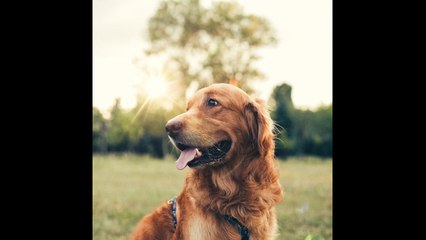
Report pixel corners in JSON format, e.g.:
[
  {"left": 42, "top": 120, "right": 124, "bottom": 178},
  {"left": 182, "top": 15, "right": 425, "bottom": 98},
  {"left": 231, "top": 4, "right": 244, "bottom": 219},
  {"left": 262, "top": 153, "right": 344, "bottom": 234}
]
[
  {"left": 270, "top": 83, "right": 332, "bottom": 158},
  {"left": 93, "top": 83, "right": 332, "bottom": 159}
]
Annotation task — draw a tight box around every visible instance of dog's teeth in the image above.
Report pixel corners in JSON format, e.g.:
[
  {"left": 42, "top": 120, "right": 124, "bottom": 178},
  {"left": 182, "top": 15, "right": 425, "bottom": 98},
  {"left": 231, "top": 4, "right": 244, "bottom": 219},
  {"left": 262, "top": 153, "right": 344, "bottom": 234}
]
[{"left": 195, "top": 148, "right": 202, "bottom": 157}]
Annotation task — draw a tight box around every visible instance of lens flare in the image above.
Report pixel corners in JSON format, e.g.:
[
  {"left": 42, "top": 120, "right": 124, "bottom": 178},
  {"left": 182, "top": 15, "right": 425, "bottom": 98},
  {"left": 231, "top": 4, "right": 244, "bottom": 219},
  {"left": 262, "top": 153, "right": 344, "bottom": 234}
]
[{"left": 144, "top": 75, "right": 169, "bottom": 99}]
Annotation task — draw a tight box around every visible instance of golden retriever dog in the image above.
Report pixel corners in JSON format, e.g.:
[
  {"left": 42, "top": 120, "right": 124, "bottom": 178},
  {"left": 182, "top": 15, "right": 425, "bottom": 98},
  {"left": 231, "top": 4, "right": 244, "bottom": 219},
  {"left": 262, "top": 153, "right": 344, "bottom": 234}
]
[{"left": 131, "top": 83, "right": 284, "bottom": 240}]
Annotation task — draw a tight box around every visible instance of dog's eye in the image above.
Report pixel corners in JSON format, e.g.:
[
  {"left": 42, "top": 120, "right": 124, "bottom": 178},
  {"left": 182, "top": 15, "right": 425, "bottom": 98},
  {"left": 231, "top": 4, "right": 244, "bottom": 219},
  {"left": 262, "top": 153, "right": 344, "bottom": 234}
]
[{"left": 207, "top": 98, "right": 219, "bottom": 107}]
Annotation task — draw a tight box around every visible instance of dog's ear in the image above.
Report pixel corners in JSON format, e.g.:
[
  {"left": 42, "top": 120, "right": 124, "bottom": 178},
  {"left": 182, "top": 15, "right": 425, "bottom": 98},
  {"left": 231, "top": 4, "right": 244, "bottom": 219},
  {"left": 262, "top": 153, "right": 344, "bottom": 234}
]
[{"left": 244, "top": 98, "right": 274, "bottom": 156}]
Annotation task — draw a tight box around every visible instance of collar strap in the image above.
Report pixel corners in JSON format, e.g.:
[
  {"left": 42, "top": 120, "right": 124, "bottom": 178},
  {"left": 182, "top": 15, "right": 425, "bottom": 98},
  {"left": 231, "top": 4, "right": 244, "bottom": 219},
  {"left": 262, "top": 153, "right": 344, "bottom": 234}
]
[
  {"left": 223, "top": 214, "right": 250, "bottom": 240},
  {"left": 168, "top": 196, "right": 177, "bottom": 230}
]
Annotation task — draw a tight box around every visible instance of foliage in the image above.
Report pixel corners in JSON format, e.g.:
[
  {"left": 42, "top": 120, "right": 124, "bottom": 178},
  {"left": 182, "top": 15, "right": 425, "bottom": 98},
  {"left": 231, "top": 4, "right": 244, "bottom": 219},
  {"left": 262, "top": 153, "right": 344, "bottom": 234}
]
[
  {"left": 144, "top": 0, "right": 277, "bottom": 96},
  {"left": 93, "top": 95, "right": 180, "bottom": 158},
  {"left": 128, "top": 95, "right": 180, "bottom": 158},
  {"left": 271, "top": 84, "right": 332, "bottom": 158},
  {"left": 270, "top": 83, "right": 296, "bottom": 156},
  {"left": 93, "top": 107, "right": 107, "bottom": 152},
  {"left": 105, "top": 99, "right": 135, "bottom": 152},
  {"left": 93, "top": 83, "right": 332, "bottom": 157}
]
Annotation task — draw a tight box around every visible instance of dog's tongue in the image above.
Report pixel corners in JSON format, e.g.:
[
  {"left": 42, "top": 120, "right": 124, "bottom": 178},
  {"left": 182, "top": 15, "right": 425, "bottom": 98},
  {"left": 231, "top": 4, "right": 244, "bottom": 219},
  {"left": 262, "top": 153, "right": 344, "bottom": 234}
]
[{"left": 176, "top": 148, "right": 197, "bottom": 170}]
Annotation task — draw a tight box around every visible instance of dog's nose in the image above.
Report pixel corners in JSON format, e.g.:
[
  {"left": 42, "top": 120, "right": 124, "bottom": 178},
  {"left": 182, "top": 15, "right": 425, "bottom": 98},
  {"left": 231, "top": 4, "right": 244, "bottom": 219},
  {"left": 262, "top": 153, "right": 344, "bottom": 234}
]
[{"left": 165, "top": 120, "right": 183, "bottom": 137}]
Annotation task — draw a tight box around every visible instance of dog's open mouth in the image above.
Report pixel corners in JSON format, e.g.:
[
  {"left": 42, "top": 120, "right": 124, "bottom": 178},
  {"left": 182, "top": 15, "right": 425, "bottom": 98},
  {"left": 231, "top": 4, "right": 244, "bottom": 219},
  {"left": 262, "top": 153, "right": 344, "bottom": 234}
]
[{"left": 175, "top": 140, "right": 232, "bottom": 170}]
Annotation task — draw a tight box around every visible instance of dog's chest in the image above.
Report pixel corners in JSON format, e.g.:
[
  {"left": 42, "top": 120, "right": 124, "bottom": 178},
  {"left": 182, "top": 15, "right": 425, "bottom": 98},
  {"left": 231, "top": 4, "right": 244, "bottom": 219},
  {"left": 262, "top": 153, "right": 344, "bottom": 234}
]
[{"left": 186, "top": 214, "right": 219, "bottom": 240}]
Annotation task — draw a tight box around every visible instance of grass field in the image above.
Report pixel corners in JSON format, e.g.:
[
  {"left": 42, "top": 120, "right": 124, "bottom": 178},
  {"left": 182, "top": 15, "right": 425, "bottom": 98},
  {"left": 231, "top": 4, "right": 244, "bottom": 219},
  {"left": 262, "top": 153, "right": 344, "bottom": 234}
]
[{"left": 93, "top": 154, "right": 332, "bottom": 240}]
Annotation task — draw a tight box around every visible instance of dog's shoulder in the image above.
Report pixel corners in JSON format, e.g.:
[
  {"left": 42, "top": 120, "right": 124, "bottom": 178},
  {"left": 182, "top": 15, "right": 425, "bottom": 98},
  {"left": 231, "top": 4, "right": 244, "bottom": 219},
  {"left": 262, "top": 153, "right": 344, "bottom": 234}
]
[{"left": 130, "top": 201, "right": 175, "bottom": 240}]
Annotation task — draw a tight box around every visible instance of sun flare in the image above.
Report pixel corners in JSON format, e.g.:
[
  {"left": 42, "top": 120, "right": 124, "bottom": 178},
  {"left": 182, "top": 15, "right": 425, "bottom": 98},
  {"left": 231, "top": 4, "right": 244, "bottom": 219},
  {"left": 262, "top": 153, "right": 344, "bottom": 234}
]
[{"left": 145, "top": 75, "right": 169, "bottom": 99}]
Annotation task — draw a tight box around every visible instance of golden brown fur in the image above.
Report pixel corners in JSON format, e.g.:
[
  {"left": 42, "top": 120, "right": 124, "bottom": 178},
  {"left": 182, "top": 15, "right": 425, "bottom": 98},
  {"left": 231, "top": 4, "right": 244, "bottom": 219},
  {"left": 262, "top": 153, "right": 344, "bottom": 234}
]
[{"left": 131, "top": 83, "right": 284, "bottom": 240}]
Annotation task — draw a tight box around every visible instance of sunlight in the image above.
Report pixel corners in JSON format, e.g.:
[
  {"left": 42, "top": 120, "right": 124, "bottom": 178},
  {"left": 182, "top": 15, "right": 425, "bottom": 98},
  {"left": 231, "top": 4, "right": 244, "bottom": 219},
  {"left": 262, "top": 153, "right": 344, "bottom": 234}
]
[
  {"left": 131, "top": 96, "right": 151, "bottom": 123},
  {"left": 144, "top": 75, "right": 169, "bottom": 99},
  {"left": 131, "top": 74, "right": 172, "bottom": 123}
]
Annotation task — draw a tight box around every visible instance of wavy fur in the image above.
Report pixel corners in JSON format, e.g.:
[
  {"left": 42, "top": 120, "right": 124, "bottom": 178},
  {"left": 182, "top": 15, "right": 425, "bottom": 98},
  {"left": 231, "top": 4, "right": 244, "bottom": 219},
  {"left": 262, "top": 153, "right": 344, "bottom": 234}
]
[{"left": 131, "top": 83, "right": 284, "bottom": 240}]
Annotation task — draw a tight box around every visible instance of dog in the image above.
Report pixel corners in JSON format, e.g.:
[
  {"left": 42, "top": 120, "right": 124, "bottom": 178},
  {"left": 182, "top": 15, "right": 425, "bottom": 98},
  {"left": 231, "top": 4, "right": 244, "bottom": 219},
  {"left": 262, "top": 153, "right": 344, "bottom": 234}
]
[{"left": 131, "top": 83, "right": 284, "bottom": 240}]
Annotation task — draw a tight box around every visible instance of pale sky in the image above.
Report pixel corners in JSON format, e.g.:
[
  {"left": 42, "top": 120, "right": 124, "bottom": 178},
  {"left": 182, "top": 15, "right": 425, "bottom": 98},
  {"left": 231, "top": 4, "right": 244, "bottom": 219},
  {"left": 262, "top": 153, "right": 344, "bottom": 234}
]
[{"left": 93, "top": 0, "right": 332, "bottom": 114}]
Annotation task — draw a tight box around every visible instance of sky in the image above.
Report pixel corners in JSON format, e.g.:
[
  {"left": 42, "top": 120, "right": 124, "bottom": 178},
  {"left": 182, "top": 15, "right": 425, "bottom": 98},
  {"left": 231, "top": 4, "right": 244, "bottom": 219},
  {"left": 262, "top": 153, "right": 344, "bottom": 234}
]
[{"left": 93, "top": 0, "right": 332, "bottom": 115}]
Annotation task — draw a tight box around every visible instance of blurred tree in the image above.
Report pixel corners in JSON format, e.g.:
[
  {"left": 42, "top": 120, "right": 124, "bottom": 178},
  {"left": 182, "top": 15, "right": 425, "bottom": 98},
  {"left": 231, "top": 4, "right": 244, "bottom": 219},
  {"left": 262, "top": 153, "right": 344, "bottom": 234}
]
[
  {"left": 143, "top": 0, "right": 277, "bottom": 96},
  {"left": 293, "top": 105, "right": 332, "bottom": 157},
  {"left": 270, "top": 83, "right": 296, "bottom": 157},
  {"left": 270, "top": 83, "right": 332, "bottom": 158},
  {"left": 310, "top": 105, "right": 332, "bottom": 157},
  {"left": 293, "top": 109, "right": 315, "bottom": 155},
  {"left": 106, "top": 99, "right": 139, "bottom": 152},
  {"left": 93, "top": 107, "right": 108, "bottom": 152},
  {"left": 129, "top": 94, "right": 180, "bottom": 158}
]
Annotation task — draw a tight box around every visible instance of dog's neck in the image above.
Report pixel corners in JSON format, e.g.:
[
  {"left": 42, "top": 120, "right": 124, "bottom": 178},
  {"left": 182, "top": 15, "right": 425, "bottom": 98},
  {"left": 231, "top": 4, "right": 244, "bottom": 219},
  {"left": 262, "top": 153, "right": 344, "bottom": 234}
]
[{"left": 184, "top": 153, "right": 283, "bottom": 227}]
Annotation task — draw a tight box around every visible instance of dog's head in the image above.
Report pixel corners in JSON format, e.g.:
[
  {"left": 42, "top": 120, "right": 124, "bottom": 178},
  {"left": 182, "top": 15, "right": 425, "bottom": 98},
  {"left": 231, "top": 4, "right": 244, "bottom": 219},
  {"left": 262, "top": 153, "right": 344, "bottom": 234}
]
[{"left": 165, "top": 83, "right": 274, "bottom": 170}]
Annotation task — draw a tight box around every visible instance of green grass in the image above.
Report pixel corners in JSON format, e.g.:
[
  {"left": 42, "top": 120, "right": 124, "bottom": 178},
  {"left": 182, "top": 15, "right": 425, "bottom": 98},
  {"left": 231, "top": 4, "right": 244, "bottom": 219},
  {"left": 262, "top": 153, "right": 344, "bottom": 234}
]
[{"left": 93, "top": 154, "right": 332, "bottom": 240}]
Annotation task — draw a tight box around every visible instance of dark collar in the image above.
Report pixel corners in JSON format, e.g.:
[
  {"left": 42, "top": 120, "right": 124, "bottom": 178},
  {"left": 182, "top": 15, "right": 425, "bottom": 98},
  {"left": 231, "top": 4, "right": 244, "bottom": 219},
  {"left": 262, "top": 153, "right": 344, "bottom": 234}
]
[
  {"left": 168, "top": 197, "right": 177, "bottom": 230},
  {"left": 168, "top": 196, "right": 250, "bottom": 239},
  {"left": 223, "top": 214, "right": 250, "bottom": 240}
]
